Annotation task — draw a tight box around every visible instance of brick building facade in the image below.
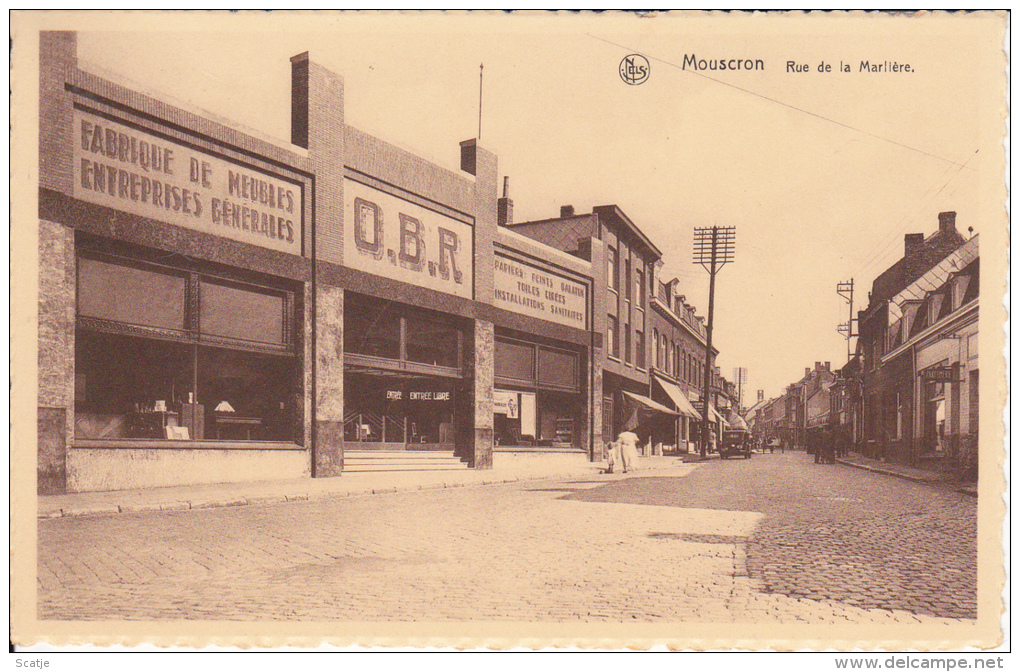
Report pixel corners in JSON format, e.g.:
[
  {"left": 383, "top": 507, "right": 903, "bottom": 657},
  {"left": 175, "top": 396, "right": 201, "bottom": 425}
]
[
  {"left": 856, "top": 213, "right": 967, "bottom": 466},
  {"left": 37, "top": 32, "right": 605, "bottom": 493}
]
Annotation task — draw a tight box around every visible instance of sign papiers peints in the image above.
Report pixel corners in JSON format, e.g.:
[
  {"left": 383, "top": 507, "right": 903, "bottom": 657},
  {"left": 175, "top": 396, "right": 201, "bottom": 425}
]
[
  {"left": 494, "top": 254, "right": 587, "bottom": 329},
  {"left": 344, "top": 179, "right": 474, "bottom": 300},
  {"left": 73, "top": 110, "right": 303, "bottom": 255}
]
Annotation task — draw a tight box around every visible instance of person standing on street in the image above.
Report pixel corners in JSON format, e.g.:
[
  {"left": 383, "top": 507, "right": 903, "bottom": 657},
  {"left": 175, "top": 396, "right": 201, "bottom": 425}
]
[
  {"left": 617, "top": 430, "right": 640, "bottom": 473},
  {"left": 605, "top": 440, "right": 621, "bottom": 474}
]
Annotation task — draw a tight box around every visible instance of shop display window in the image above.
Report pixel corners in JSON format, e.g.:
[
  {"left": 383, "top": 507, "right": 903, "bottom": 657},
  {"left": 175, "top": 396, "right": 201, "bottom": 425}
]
[
  {"left": 198, "top": 347, "right": 293, "bottom": 441},
  {"left": 495, "top": 339, "right": 535, "bottom": 382},
  {"left": 344, "top": 298, "right": 400, "bottom": 360},
  {"left": 343, "top": 293, "right": 463, "bottom": 373},
  {"left": 405, "top": 311, "right": 459, "bottom": 368},
  {"left": 200, "top": 280, "right": 285, "bottom": 346},
  {"left": 494, "top": 389, "right": 581, "bottom": 448},
  {"left": 74, "top": 332, "right": 192, "bottom": 440},
  {"left": 74, "top": 251, "right": 298, "bottom": 444},
  {"left": 75, "top": 333, "right": 294, "bottom": 442},
  {"left": 78, "top": 257, "right": 186, "bottom": 332},
  {"left": 494, "top": 336, "right": 583, "bottom": 449}
]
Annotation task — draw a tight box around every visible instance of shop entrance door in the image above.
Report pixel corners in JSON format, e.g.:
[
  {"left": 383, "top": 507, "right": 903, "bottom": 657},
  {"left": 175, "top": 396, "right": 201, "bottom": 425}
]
[{"left": 344, "top": 371, "right": 457, "bottom": 451}]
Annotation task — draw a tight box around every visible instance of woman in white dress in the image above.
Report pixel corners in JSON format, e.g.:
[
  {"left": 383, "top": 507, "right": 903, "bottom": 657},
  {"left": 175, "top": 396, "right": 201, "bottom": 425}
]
[{"left": 617, "top": 431, "right": 640, "bottom": 473}]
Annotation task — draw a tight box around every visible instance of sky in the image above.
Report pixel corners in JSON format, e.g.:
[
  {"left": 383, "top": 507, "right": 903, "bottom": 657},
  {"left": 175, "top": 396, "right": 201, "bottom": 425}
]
[{"left": 72, "top": 11, "right": 1003, "bottom": 402}]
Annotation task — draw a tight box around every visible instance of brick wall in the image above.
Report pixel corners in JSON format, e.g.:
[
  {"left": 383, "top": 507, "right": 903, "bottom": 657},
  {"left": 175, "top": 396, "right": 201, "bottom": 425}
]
[
  {"left": 345, "top": 127, "right": 474, "bottom": 216},
  {"left": 39, "top": 31, "right": 76, "bottom": 196},
  {"left": 292, "top": 53, "right": 345, "bottom": 266}
]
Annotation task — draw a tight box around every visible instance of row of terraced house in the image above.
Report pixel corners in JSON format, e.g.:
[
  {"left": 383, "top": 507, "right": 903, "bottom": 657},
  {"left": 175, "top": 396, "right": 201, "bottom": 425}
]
[
  {"left": 37, "top": 32, "right": 739, "bottom": 494},
  {"left": 752, "top": 212, "right": 980, "bottom": 479}
]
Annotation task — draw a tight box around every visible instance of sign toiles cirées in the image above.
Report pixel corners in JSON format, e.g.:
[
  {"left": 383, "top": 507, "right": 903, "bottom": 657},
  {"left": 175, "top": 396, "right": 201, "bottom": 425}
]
[
  {"left": 73, "top": 111, "right": 300, "bottom": 254},
  {"left": 493, "top": 255, "right": 587, "bottom": 329}
]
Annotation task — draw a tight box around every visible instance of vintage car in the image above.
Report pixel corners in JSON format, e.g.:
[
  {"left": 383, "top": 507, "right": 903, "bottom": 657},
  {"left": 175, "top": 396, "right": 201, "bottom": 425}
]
[{"left": 720, "top": 429, "right": 753, "bottom": 459}]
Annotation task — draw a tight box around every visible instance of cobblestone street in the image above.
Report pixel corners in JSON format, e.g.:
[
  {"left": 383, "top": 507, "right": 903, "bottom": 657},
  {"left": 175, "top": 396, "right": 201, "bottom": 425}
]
[{"left": 38, "top": 453, "right": 976, "bottom": 624}]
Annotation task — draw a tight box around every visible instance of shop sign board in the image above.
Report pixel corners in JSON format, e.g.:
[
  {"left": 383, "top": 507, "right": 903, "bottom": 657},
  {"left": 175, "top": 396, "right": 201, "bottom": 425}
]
[
  {"left": 344, "top": 180, "right": 473, "bottom": 300},
  {"left": 920, "top": 366, "right": 956, "bottom": 382},
  {"left": 386, "top": 390, "right": 452, "bottom": 402},
  {"left": 493, "top": 254, "right": 588, "bottom": 329},
  {"left": 72, "top": 110, "right": 303, "bottom": 256},
  {"left": 493, "top": 390, "right": 519, "bottom": 418}
]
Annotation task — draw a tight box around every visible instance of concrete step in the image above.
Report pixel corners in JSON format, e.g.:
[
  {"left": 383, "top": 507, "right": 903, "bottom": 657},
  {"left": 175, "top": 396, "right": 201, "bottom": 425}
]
[{"left": 343, "top": 450, "right": 469, "bottom": 472}]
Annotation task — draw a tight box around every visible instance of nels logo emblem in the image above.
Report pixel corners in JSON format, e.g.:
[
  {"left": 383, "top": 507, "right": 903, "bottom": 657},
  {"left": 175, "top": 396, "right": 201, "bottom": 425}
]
[{"left": 619, "top": 54, "right": 650, "bottom": 85}]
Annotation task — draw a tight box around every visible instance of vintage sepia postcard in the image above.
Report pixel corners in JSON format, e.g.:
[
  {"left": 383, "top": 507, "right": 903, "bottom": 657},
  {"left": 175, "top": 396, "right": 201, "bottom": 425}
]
[{"left": 9, "top": 10, "right": 1009, "bottom": 653}]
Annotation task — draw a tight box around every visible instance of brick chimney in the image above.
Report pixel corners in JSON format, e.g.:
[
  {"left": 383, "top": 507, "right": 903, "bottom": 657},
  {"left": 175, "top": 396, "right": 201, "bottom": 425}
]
[
  {"left": 758, "top": 390, "right": 765, "bottom": 402},
  {"left": 805, "top": 367, "right": 811, "bottom": 377},
  {"left": 939, "top": 211, "right": 957, "bottom": 235},
  {"left": 824, "top": 361, "right": 830, "bottom": 370},
  {"left": 560, "top": 205, "right": 575, "bottom": 217},
  {"left": 497, "top": 176, "right": 513, "bottom": 226},
  {"left": 904, "top": 233, "right": 924, "bottom": 257}
]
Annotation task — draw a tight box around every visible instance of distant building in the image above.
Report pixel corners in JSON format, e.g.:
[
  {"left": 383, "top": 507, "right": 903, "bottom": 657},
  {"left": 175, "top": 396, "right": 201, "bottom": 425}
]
[
  {"left": 830, "top": 353, "right": 863, "bottom": 454},
  {"left": 647, "top": 275, "right": 716, "bottom": 454},
  {"left": 856, "top": 212, "right": 971, "bottom": 469},
  {"left": 506, "top": 204, "right": 668, "bottom": 457},
  {"left": 803, "top": 362, "right": 836, "bottom": 455}
]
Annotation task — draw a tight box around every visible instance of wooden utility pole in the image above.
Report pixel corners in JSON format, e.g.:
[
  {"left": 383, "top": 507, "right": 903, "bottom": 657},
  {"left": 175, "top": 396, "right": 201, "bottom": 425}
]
[
  {"left": 694, "top": 226, "right": 735, "bottom": 457},
  {"left": 837, "top": 279, "right": 856, "bottom": 361}
]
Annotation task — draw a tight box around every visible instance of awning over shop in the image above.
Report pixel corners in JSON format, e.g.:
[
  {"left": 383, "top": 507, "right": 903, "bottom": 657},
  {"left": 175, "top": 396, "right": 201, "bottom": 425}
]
[
  {"left": 727, "top": 414, "right": 748, "bottom": 431},
  {"left": 621, "top": 391, "right": 680, "bottom": 417},
  {"left": 652, "top": 375, "right": 702, "bottom": 420},
  {"left": 708, "top": 403, "right": 729, "bottom": 428}
]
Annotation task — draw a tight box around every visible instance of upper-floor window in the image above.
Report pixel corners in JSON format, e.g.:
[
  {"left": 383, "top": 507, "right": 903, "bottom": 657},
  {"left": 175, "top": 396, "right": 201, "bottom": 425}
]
[
  {"left": 607, "top": 247, "right": 619, "bottom": 292},
  {"left": 625, "top": 258, "right": 632, "bottom": 301},
  {"left": 624, "top": 322, "right": 632, "bottom": 364},
  {"left": 635, "top": 266, "right": 645, "bottom": 306},
  {"left": 652, "top": 328, "right": 661, "bottom": 368},
  {"left": 607, "top": 314, "right": 619, "bottom": 359},
  {"left": 635, "top": 330, "right": 645, "bottom": 369}
]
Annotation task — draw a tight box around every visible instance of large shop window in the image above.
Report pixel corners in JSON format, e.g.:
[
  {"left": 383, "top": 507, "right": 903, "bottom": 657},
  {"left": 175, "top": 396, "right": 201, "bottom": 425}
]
[
  {"left": 405, "top": 311, "right": 459, "bottom": 368},
  {"left": 342, "top": 294, "right": 464, "bottom": 449},
  {"left": 344, "top": 298, "right": 401, "bottom": 360},
  {"left": 494, "top": 337, "right": 583, "bottom": 449},
  {"left": 344, "top": 293, "right": 463, "bottom": 375},
  {"left": 74, "top": 252, "right": 297, "bottom": 444}
]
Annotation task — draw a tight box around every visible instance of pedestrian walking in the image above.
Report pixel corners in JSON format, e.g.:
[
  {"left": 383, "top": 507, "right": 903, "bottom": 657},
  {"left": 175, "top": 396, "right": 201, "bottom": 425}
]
[{"left": 617, "top": 431, "right": 640, "bottom": 473}]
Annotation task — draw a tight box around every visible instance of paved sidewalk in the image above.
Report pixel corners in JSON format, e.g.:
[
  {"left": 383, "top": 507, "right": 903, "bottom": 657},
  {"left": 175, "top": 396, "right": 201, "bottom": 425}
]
[
  {"left": 38, "top": 455, "right": 688, "bottom": 520},
  {"left": 836, "top": 452, "right": 976, "bottom": 495}
]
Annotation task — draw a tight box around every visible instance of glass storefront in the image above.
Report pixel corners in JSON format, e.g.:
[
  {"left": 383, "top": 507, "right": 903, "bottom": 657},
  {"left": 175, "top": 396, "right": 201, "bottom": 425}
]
[
  {"left": 493, "top": 336, "right": 583, "bottom": 449},
  {"left": 343, "top": 372, "right": 456, "bottom": 448},
  {"left": 343, "top": 292, "right": 465, "bottom": 450},
  {"left": 74, "top": 249, "right": 299, "bottom": 443}
]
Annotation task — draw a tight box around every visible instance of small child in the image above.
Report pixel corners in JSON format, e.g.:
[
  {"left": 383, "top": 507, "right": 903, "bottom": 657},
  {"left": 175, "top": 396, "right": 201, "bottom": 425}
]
[{"left": 605, "top": 441, "right": 622, "bottom": 474}]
